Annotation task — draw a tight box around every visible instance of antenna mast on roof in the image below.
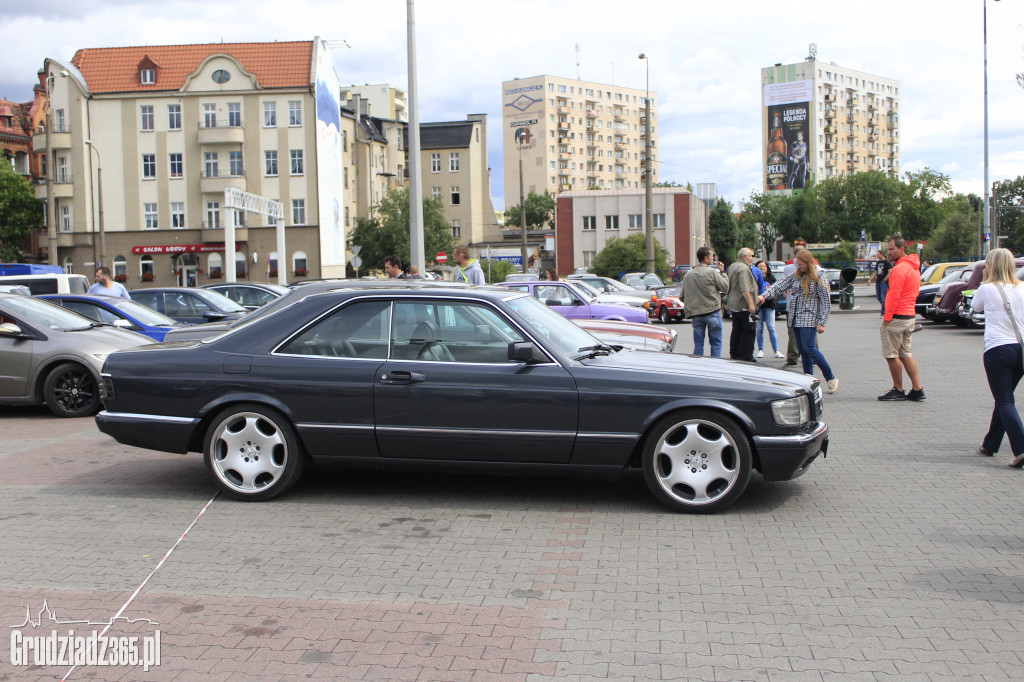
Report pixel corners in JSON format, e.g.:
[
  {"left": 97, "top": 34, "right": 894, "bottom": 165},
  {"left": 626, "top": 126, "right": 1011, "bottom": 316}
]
[{"left": 575, "top": 44, "right": 580, "bottom": 80}]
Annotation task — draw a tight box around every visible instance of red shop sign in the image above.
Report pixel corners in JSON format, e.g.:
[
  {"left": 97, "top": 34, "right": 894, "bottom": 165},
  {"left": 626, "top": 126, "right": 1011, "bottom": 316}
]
[{"left": 131, "top": 244, "right": 238, "bottom": 255}]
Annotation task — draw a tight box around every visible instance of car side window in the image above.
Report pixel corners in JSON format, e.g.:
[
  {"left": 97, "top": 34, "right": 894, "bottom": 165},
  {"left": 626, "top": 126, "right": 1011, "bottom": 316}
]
[
  {"left": 131, "top": 291, "right": 158, "bottom": 309},
  {"left": 391, "top": 300, "right": 524, "bottom": 363},
  {"left": 62, "top": 301, "right": 120, "bottom": 324},
  {"left": 535, "top": 285, "right": 575, "bottom": 306},
  {"left": 504, "top": 285, "right": 530, "bottom": 293},
  {"left": 278, "top": 300, "right": 391, "bottom": 359}
]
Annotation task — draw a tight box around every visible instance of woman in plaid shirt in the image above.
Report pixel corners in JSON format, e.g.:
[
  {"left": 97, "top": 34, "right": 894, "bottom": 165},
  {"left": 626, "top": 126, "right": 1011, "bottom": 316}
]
[{"left": 759, "top": 250, "right": 839, "bottom": 394}]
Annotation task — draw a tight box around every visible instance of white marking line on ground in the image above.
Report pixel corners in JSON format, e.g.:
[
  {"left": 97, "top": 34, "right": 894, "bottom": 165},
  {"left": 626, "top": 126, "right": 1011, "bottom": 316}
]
[{"left": 61, "top": 492, "right": 220, "bottom": 681}]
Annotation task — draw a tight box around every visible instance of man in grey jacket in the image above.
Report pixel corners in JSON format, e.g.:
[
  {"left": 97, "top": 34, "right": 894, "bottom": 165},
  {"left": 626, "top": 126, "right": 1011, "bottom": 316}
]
[
  {"left": 727, "top": 247, "right": 758, "bottom": 362},
  {"left": 681, "top": 246, "right": 729, "bottom": 357},
  {"left": 453, "top": 245, "right": 486, "bottom": 285}
]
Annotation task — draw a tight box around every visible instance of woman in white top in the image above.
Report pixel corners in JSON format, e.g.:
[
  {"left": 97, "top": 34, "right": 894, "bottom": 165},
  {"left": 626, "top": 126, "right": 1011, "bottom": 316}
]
[{"left": 970, "top": 248, "right": 1024, "bottom": 468}]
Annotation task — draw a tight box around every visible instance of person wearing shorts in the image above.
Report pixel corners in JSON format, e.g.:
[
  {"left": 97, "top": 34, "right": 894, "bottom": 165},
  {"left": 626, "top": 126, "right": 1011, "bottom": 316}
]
[{"left": 878, "top": 236, "right": 925, "bottom": 401}]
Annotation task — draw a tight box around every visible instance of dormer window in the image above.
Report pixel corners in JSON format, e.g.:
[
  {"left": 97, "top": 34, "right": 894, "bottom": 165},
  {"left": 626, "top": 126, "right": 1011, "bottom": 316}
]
[{"left": 141, "top": 68, "right": 155, "bottom": 84}]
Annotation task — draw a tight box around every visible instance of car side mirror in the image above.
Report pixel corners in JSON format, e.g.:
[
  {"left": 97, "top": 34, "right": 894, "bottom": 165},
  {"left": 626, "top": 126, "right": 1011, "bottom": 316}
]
[
  {"left": 112, "top": 319, "right": 132, "bottom": 329},
  {"left": 508, "top": 341, "right": 547, "bottom": 364},
  {"left": 203, "top": 311, "right": 227, "bottom": 320},
  {"left": 0, "top": 322, "right": 24, "bottom": 337}
]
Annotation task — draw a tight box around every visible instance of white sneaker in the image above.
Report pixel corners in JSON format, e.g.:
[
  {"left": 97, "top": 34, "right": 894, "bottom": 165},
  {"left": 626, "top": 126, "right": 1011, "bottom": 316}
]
[
  {"left": 756, "top": 350, "right": 764, "bottom": 358},
  {"left": 774, "top": 350, "right": 784, "bottom": 358},
  {"left": 827, "top": 378, "right": 839, "bottom": 394}
]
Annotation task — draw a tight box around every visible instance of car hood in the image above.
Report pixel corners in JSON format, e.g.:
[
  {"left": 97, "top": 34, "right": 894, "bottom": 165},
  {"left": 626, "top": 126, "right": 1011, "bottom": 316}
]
[
  {"left": 69, "top": 325, "right": 154, "bottom": 350},
  {"left": 595, "top": 293, "right": 646, "bottom": 306},
  {"left": 583, "top": 349, "right": 816, "bottom": 392}
]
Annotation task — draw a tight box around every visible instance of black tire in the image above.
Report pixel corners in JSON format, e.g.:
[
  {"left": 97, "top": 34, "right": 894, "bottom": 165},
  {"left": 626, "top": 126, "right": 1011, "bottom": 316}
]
[
  {"left": 203, "top": 403, "right": 304, "bottom": 501},
  {"left": 641, "top": 409, "right": 752, "bottom": 513},
  {"left": 659, "top": 307, "right": 671, "bottom": 324},
  {"left": 43, "top": 362, "right": 101, "bottom": 418}
]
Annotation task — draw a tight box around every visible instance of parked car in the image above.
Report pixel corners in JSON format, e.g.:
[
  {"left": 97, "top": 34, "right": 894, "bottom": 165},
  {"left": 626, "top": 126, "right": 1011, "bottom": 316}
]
[
  {"left": 39, "top": 294, "right": 186, "bottom": 342},
  {"left": 564, "top": 278, "right": 647, "bottom": 308},
  {"left": 0, "top": 294, "right": 151, "bottom": 417},
  {"left": 130, "top": 287, "right": 248, "bottom": 325},
  {"left": 620, "top": 272, "right": 665, "bottom": 290},
  {"left": 497, "top": 281, "right": 650, "bottom": 324},
  {"left": 933, "top": 258, "right": 1024, "bottom": 323},
  {"left": 646, "top": 285, "right": 685, "bottom": 323},
  {"left": 96, "top": 284, "right": 828, "bottom": 513},
  {"left": 0, "top": 273, "right": 90, "bottom": 295},
  {"left": 920, "top": 261, "right": 970, "bottom": 285},
  {"left": 0, "top": 284, "right": 30, "bottom": 295},
  {"left": 917, "top": 268, "right": 969, "bottom": 319},
  {"left": 670, "top": 264, "right": 692, "bottom": 282},
  {"left": 956, "top": 265, "right": 1024, "bottom": 328},
  {"left": 202, "top": 283, "right": 290, "bottom": 311},
  {"left": 822, "top": 269, "right": 844, "bottom": 303},
  {"left": 567, "top": 274, "right": 649, "bottom": 299},
  {"left": 573, "top": 318, "right": 676, "bottom": 353},
  {"left": 503, "top": 273, "right": 540, "bottom": 283}
]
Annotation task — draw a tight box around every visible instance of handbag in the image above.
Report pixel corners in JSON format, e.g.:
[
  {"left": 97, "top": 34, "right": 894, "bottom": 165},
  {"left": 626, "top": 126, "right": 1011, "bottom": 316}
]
[{"left": 995, "top": 284, "right": 1024, "bottom": 365}]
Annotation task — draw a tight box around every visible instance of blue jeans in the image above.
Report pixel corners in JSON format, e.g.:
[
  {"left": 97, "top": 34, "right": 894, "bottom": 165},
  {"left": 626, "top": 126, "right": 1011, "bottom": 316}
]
[
  {"left": 793, "top": 326, "right": 835, "bottom": 381},
  {"left": 982, "top": 343, "right": 1024, "bottom": 456},
  {"left": 756, "top": 307, "right": 779, "bottom": 352},
  {"left": 691, "top": 311, "right": 723, "bottom": 357},
  {"left": 876, "top": 282, "right": 889, "bottom": 315}
]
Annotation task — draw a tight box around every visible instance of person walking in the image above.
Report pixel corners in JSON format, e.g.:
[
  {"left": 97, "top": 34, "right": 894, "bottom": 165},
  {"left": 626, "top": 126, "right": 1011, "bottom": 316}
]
[
  {"left": 754, "top": 260, "right": 783, "bottom": 358},
  {"left": 759, "top": 250, "right": 838, "bottom": 393},
  {"left": 877, "top": 235, "right": 925, "bottom": 401},
  {"left": 681, "top": 246, "right": 729, "bottom": 357},
  {"left": 88, "top": 267, "right": 130, "bottom": 299},
  {"left": 868, "top": 250, "right": 891, "bottom": 317},
  {"left": 970, "top": 248, "right": 1024, "bottom": 468},
  {"left": 453, "top": 246, "right": 486, "bottom": 285},
  {"left": 782, "top": 244, "right": 820, "bottom": 365},
  {"left": 727, "top": 248, "right": 758, "bottom": 362}
]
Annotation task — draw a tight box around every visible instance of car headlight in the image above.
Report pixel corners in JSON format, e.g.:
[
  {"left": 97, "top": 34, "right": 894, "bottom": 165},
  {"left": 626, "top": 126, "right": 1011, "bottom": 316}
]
[{"left": 771, "top": 396, "right": 810, "bottom": 426}]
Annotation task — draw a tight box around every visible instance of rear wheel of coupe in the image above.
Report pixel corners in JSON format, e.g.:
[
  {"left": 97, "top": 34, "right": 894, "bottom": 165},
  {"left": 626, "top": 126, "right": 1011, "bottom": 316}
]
[
  {"left": 641, "top": 409, "right": 752, "bottom": 513},
  {"left": 43, "top": 362, "right": 100, "bottom": 418},
  {"left": 203, "top": 403, "right": 304, "bottom": 501}
]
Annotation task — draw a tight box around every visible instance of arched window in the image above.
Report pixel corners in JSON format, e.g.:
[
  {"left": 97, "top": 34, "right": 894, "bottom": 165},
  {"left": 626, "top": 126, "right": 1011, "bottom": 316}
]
[
  {"left": 113, "top": 255, "right": 127, "bottom": 281},
  {"left": 208, "top": 253, "right": 223, "bottom": 279},
  {"left": 293, "top": 250, "right": 307, "bottom": 276},
  {"left": 140, "top": 255, "right": 154, "bottom": 281},
  {"left": 268, "top": 251, "right": 278, "bottom": 276},
  {"left": 235, "top": 252, "right": 247, "bottom": 279}
]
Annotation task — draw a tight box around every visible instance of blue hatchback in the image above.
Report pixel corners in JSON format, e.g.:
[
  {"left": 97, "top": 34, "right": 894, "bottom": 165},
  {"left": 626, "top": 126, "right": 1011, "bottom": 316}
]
[{"left": 39, "top": 294, "right": 186, "bottom": 342}]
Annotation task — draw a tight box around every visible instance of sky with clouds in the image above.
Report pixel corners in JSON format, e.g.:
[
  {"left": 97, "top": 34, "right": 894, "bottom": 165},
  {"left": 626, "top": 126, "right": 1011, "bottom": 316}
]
[{"left": 2, "top": 0, "right": 1023, "bottom": 210}]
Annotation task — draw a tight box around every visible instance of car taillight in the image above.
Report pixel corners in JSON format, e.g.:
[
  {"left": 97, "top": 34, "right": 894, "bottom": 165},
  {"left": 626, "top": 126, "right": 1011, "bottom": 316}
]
[{"left": 99, "top": 374, "right": 115, "bottom": 402}]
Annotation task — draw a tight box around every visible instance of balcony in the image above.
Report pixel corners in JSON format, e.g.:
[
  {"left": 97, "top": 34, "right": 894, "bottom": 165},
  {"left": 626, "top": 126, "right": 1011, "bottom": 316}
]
[
  {"left": 825, "top": 157, "right": 835, "bottom": 167},
  {"left": 33, "top": 124, "right": 72, "bottom": 152},
  {"left": 887, "top": 114, "right": 898, "bottom": 128},
  {"left": 45, "top": 174, "right": 74, "bottom": 198},
  {"left": 557, "top": 121, "right": 571, "bottom": 131},
  {"left": 558, "top": 152, "right": 571, "bottom": 161},
  {"left": 614, "top": 113, "right": 624, "bottom": 122},
  {"left": 824, "top": 108, "right": 836, "bottom": 119},
  {"left": 586, "top": 110, "right": 597, "bottom": 117},
  {"left": 198, "top": 120, "right": 245, "bottom": 145},
  {"left": 825, "top": 143, "right": 835, "bottom": 151},
  {"left": 868, "top": 101, "right": 878, "bottom": 111},
  {"left": 201, "top": 224, "right": 248, "bottom": 243},
  {"left": 200, "top": 170, "right": 247, "bottom": 194},
  {"left": 558, "top": 106, "right": 570, "bottom": 114}
]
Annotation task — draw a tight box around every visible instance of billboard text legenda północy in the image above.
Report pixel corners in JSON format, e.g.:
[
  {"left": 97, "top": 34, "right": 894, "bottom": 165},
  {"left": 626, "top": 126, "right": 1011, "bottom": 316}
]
[{"left": 764, "top": 80, "right": 812, "bottom": 193}]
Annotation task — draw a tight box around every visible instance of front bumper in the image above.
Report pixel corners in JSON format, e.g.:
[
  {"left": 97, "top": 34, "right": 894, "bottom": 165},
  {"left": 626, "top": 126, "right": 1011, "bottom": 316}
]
[
  {"left": 96, "top": 411, "right": 199, "bottom": 454},
  {"left": 752, "top": 421, "right": 829, "bottom": 481}
]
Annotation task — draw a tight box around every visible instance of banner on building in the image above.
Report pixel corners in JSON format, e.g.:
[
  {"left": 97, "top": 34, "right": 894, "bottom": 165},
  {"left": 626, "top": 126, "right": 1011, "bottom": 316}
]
[{"left": 763, "top": 80, "right": 812, "bottom": 194}]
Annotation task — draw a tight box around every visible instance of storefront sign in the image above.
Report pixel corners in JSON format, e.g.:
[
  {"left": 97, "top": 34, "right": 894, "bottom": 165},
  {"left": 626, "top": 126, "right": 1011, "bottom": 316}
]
[{"left": 131, "top": 244, "right": 237, "bottom": 255}]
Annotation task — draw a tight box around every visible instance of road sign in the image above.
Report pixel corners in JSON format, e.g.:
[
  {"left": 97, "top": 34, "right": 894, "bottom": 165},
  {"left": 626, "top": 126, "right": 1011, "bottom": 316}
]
[
  {"left": 436, "top": 251, "right": 448, "bottom": 264},
  {"left": 351, "top": 255, "right": 363, "bottom": 269},
  {"left": 351, "top": 245, "right": 362, "bottom": 255}
]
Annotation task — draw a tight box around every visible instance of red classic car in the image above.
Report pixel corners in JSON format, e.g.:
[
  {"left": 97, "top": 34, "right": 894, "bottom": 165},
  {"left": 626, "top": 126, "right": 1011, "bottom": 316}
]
[{"left": 644, "top": 285, "right": 684, "bottom": 324}]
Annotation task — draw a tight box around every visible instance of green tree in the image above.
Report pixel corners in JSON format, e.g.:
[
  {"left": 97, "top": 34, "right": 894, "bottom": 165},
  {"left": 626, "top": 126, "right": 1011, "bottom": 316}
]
[
  {"left": 993, "top": 176, "right": 1024, "bottom": 254},
  {"left": 478, "top": 258, "right": 516, "bottom": 284},
  {"left": 0, "top": 159, "right": 43, "bottom": 262},
  {"left": 707, "top": 197, "right": 739, "bottom": 264},
  {"left": 899, "top": 169, "right": 952, "bottom": 241},
  {"left": 775, "top": 186, "right": 827, "bottom": 244},
  {"left": 739, "top": 192, "right": 784, "bottom": 260},
  {"left": 652, "top": 180, "right": 681, "bottom": 188},
  {"left": 922, "top": 212, "right": 978, "bottom": 260},
  {"left": 348, "top": 188, "right": 455, "bottom": 271},
  {"left": 504, "top": 191, "right": 555, "bottom": 231},
  {"left": 591, "top": 233, "right": 671, "bottom": 279}
]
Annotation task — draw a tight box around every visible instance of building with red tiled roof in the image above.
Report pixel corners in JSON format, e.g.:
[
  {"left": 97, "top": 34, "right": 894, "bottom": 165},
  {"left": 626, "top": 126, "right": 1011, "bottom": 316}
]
[
  {"left": 34, "top": 39, "right": 348, "bottom": 282},
  {"left": 2, "top": 77, "right": 48, "bottom": 261}
]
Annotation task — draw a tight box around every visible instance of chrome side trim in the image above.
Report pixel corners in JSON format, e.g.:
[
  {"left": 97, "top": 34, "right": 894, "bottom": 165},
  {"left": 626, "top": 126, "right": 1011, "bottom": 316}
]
[
  {"left": 753, "top": 422, "right": 828, "bottom": 447},
  {"left": 376, "top": 426, "right": 575, "bottom": 439},
  {"left": 295, "top": 423, "right": 375, "bottom": 432},
  {"left": 576, "top": 432, "right": 639, "bottom": 442},
  {"left": 98, "top": 411, "right": 197, "bottom": 425}
]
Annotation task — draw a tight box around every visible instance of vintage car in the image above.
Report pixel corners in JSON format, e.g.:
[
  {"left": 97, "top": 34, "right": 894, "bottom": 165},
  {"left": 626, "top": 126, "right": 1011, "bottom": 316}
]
[
  {"left": 497, "top": 281, "right": 650, "bottom": 324},
  {"left": 96, "top": 285, "right": 828, "bottom": 513},
  {"left": 646, "top": 285, "right": 685, "bottom": 323}
]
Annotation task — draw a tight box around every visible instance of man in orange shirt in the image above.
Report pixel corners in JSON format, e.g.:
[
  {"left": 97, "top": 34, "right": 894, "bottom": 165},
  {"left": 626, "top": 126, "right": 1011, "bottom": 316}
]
[{"left": 878, "top": 235, "right": 925, "bottom": 401}]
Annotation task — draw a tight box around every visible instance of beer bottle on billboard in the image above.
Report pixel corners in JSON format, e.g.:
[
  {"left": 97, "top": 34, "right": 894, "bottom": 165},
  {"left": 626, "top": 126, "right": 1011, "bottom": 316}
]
[{"left": 766, "top": 113, "right": 788, "bottom": 190}]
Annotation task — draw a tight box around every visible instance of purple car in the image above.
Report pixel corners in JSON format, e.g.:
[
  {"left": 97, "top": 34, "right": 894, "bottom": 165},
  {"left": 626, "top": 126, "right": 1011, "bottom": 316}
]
[{"left": 498, "top": 281, "right": 650, "bottom": 324}]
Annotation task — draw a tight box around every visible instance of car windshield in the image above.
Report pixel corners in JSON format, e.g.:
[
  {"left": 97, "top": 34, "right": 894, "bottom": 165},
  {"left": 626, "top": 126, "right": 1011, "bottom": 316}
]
[
  {"left": 192, "top": 288, "right": 247, "bottom": 313},
  {"left": 566, "top": 280, "right": 600, "bottom": 300},
  {"left": 642, "top": 274, "right": 664, "bottom": 287},
  {"left": 656, "top": 286, "right": 681, "bottom": 297},
  {"left": 505, "top": 294, "right": 603, "bottom": 358},
  {"left": 603, "top": 278, "right": 637, "bottom": 292},
  {"left": 920, "top": 263, "right": 940, "bottom": 281},
  {"left": 939, "top": 269, "right": 966, "bottom": 284},
  {"left": 1, "top": 295, "right": 95, "bottom": 331},
  {"left": 110, "top": 299, "right": 179, "bottom": 326}
]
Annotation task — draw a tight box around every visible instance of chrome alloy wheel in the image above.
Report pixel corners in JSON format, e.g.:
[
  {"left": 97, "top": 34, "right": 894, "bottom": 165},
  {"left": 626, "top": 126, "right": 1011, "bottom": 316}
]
[
  {"left": 650, "top": 418, "right": 744, "bottom": 508},
  {"left": 208, "top": 411, "right": 290, "bottom": 494}
]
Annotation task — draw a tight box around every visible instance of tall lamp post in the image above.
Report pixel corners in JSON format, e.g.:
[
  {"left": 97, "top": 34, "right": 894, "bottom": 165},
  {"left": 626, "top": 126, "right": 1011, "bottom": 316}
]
[
  {"left": 518, "top": 135, "right": 528, "bottom": 273},
  {"left": 983, "top": 0, "right": 1001, "bottom": 254},
  {"left": 44, "top": 68, "right": 67, "bottom": 267},
  {"left": 638, "top": 54, "right": 654, "bottom": 274},
  {"left": 85, "top": 140, "right": 105, "bottom": 269}
]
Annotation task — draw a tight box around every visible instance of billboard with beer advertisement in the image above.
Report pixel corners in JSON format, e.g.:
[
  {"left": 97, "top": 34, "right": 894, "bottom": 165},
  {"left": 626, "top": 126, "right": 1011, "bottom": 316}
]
[{"left": 764, "top": 80, "right": 812, "bottom": 194}]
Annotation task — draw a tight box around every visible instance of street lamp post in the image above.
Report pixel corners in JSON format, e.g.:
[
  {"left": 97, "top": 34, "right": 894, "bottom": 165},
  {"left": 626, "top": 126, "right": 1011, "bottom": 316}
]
[
  {"left": 44, "top": 68, "right": 67, "bottom": 267},
  {"left": 638, "top": 54, "right": 654, "bottom": 274},
  {"left": 519, "top": 138, "right": 528, "bottom": 273},
  {"left": 85, "top": 140, "right": 105, "bottom": 269},
  {"left": 983, "top": 0, "right": 1001, "bottom": 255}
]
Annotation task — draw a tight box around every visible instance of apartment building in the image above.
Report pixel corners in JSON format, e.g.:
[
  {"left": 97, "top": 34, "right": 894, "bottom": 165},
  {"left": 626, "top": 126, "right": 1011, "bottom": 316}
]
[
  {"left": 34, "top": 39, "right": 347, "bottom": 286},
  {"left": 341, "top": 84, "right": 408, "bottom": 123},
  {"left": 761, "top": 50, "right": 899, "bottom": 193},
  {"left": 501, "top": 75, "right": 658, "bottom": 204},
  {"left": 409, "top": 115, "right": 500, "bottom": 245},
  {"left": 555, "top": 188, "right": 707, "bottom": 273},
  {"left": 339, "top": 94, "right": 406, "bottom": 236}
]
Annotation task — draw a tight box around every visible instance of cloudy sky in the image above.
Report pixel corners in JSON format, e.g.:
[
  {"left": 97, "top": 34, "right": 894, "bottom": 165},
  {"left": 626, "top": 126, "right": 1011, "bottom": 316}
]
[{"left": 3, "top": 0, "right": 1023, "bottom": 210}]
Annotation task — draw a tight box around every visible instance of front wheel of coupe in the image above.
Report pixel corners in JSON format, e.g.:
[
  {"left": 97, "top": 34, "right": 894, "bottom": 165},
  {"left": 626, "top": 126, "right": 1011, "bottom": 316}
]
[
  {"left": 641, "top": 409, "right": 752, "bottom": 513},
  {"left": 203, "top": 403, "right": 304, "bottom": 501}
]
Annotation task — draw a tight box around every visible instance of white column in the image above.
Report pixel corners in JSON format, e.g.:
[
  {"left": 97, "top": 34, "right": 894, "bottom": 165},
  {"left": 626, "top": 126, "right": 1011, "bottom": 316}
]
[
  {"left": 276, "top": 216, "right": 287, "bottom": 286},
  {"left": 224, "top": 194, "right": 236, "bottom": 283}
]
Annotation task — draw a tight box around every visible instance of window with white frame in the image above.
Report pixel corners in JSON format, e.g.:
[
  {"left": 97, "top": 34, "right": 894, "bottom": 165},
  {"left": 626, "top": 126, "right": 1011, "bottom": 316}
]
[
  {"left": 451, "top": 219, "right": 461, "bottom": 239},
  {"left": 141, "top": 69, "right": 155, "bottom": 85},
  {"left": 140, "top": 255, "right": 154, "bottom": 278},
  {"left": 653, "top": 213, "right": 666, "bottom": 227},
  {"left": 169, "top": 153, "right": 183, "bottom": 178},
  {"left": 605, "top": 215, "right": 619, "bottom": 230},
  {"left": 60, "top": 204, "right": 71, "bottom": 232},
  {"left": 293, "top": 251, "right": 307, "bottom": 273},
  {"left": 208, "top": 253, "right": 222, "bottom": 278},
  {"left": 205, "top": 202, "right": 219, "bottom": 229},
  {"left": 203, "top": 103, "right": 216, "bottom": 128},
  {"left": 57, "top": 156, "right": 69, "bottom": 182},
  {"left": 628, "top": 214, "right": 642, "bottom": 229},
  {"left": 450, "top": 186, "right": 460, "bottom": 205},
  {"left": 430, "top": 153, "right": 441, "bottom": 173},
  {"left": 288, "top": 101, "right": 302, "bottom": 126},
  {"left": 235, "top": 252, "right": 246, "bottom": 278},
  {"left": 583, "top": 250, "right": 596, "bottom": 267},
  {"left": 263, "top": 101, "right": 276, "bottom": 127},
  {"left": 144, "top": 203, "right": 158, "bottom": 229},
  {"left": 229, "top": 151, "right": 243, "bottom": 176},
  {"left": 140, "top": 105, "right": 154, "bottom": 131},
  {"left": 582, "top": 215, "right": 597, "bottom": 231},
  {"left": 292, "top": 199, "right": 305, "bottom": 225},
  {"left": 449, "top": 152, "right": 460, "bottom": 172},
  {"left": 265, "top": 150, "right": 278, "bottom": 176},
  {"left": 142, "top": 154, "right": 156, "bottom": 179},
  {"left": 113, "top": 255, "right": 127, "bottom": 279},
  {"left": 171, "top": 202, "right": 185, "bottom": 228},
  {"left": 290, "top": 149, "right": 303, "bottom": 175},
  {"left": 228, "top": 102, "right": 241, "bottom": 127},
  {"left": 167, "top": 104, "right": 181, "bottom": 130},
  {"left": 431, "top": 186, "right": 441, "bottom": 199},
  {"left": 204, "top": 152, "right": 218, "bottom": 177},
  {"left": 54, "top": 109, "right": 65, "bottom": 132}
]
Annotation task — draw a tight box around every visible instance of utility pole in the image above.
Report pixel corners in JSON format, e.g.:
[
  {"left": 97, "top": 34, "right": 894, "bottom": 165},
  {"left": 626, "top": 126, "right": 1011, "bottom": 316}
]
[
  {"left": 519, "top": 141, "right": 528, "bottom": 273},
  {"left": 407, "top": 0, "right": 425, "bottom": 272},
  {"left": 639, "top": 54, "right": 654, "bottom": 274}
]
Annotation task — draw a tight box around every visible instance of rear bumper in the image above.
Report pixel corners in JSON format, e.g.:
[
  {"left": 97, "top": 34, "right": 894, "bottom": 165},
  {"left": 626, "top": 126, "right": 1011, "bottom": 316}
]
[
  {"left": 96, "top": 411, "right": 199, "bottom": 454},
  {"left": 753, "top": 421, "right": 829, "bottom": 481}
]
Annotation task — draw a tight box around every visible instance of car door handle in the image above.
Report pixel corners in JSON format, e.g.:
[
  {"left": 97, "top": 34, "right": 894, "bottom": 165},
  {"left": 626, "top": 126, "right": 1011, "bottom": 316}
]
[{"left": 380, "top": 371, "right": 426, "bottom": 385}]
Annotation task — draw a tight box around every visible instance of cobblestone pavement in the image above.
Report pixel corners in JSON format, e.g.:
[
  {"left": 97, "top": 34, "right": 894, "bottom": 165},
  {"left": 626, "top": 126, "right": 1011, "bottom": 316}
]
[{"left": 1, "top": 306, "right": 1022, "bottom": 681}]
